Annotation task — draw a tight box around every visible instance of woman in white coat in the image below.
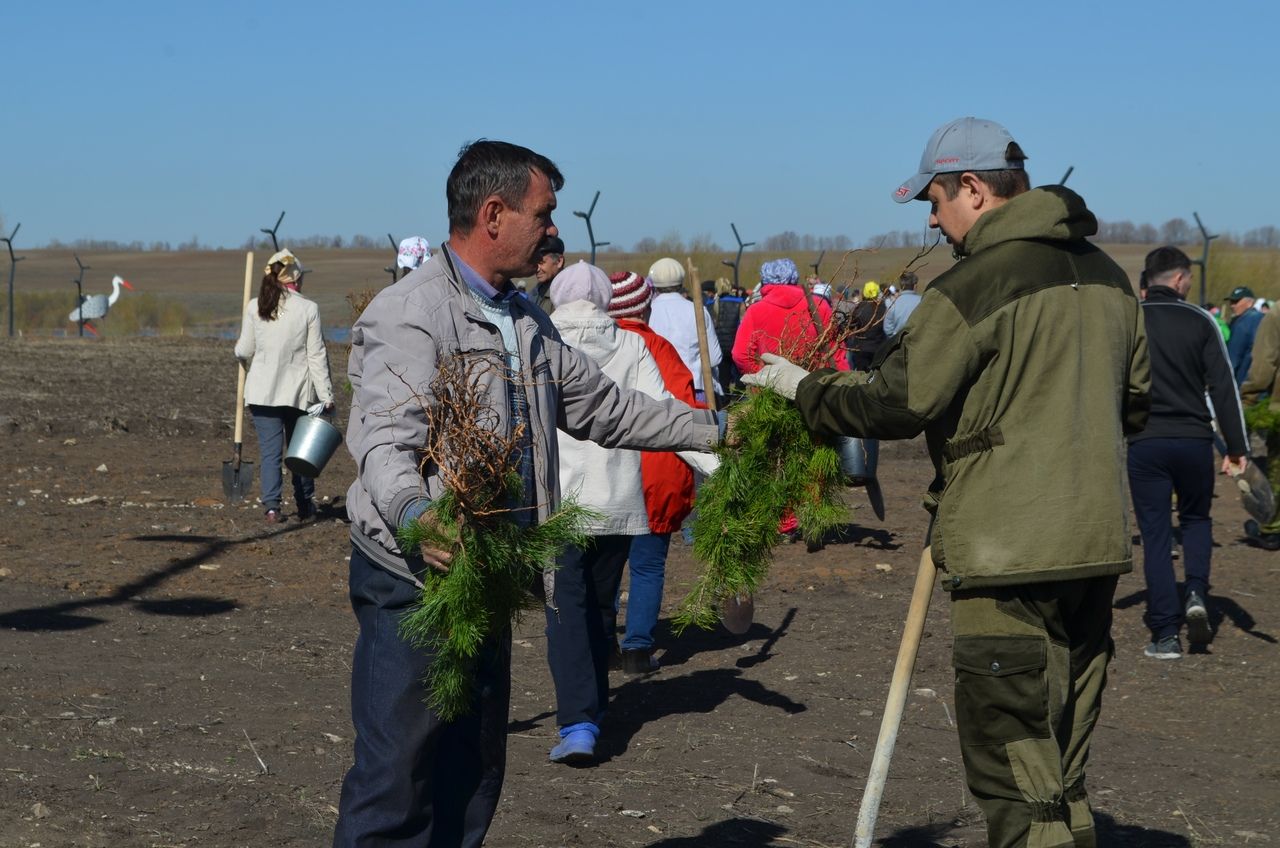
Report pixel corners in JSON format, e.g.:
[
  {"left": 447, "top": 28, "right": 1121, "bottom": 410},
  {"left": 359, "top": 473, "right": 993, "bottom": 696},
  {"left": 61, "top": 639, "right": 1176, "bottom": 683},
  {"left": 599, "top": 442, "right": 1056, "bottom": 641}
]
[
  {"left": 543, "top": 261, "right": 717, "bottom": 766},
  {"left": 234, "top": 249, "right": 334, "bottom": 523}
]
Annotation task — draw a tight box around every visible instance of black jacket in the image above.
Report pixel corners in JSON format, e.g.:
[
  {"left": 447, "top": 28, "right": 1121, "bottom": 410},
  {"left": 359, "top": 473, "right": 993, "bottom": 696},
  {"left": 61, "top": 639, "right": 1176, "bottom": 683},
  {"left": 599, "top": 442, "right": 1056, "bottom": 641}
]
[{"left": 1131, "top": 286, "right": 1247, "bottom": 454}]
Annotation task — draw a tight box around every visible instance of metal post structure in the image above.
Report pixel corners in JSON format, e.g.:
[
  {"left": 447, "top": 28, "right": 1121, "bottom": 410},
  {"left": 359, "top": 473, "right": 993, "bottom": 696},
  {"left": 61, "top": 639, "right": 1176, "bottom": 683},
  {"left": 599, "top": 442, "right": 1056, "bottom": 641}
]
[
  {"left": 1058, "top": 166, "right": 1074, "bottom": 186},
  {"left": 260, "top": 210, "right": 285, "bottom": 252},
  {"left": 720, "top": 222, "right": 756, "bottom": 290},
  {"left": 1192, "top": 212, "right": 1218, "bottom": 308},
  {"left": 572, "top": 191, "right": 610, "bottom": 264},
  {"left": 2, "top": 223, "right": 24, "bottom": 338},
  {"left": 810, "top": 249, "right": 826, "bottom": 280},
  {"left": 72, "top": 254, "right": 91, "bottom": 338},
  {"left": 384, "top": 233, "right": 398, "bottom": 283}
]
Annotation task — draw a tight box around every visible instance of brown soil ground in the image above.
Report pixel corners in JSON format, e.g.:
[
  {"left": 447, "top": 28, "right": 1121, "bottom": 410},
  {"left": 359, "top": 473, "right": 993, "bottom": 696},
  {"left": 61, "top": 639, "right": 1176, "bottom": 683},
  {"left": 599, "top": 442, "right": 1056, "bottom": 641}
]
[{"left": 1, "top": 337, "right": 1277, "bottom": 848}]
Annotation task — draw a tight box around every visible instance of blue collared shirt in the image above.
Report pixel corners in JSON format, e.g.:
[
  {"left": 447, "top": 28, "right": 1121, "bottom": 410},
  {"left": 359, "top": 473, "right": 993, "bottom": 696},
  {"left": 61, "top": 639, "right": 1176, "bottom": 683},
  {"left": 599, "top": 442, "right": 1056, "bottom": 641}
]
[{"left": 449, "top": 246, "right": 518, "bottom": 304}]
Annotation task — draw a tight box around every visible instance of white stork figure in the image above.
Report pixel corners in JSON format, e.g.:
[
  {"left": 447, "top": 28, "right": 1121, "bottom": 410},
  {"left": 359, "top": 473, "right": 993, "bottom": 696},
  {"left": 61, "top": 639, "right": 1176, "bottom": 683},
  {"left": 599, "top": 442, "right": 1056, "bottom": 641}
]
[{"left": 69, "top": 275, "right": 134, "bottom": 334}]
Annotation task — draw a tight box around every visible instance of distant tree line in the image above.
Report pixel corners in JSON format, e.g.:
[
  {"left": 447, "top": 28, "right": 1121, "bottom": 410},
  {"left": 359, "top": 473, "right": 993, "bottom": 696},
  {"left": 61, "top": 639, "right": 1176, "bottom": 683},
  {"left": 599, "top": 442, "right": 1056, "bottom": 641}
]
[
  {"left": 866, "top": 218, "right": 1280, "bottom": 249},
  {"left": 632, "top": 231, "right": 724, "bottom": 254},
  {"left": 631, "top": 231, "right": 853, "bottom": 253},
  {"left": 239, "top": 234, "right": 391, "bottom": 250},
  {"left": 38, "top": 234, "right": 394, "bottom": 252},
  {"left": 44, "top": 237, "right": 205, "bottom": 252}
]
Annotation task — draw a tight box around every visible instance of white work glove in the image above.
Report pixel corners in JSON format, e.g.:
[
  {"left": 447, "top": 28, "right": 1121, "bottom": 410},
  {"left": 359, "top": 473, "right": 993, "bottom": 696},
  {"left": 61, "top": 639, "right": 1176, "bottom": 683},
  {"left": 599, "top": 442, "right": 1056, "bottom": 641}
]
[
  {"left": 306, "top": 402, "right": 328, "bottom": 416},
  {"left": 740, "top": 353, "right": 809, "bottom": 400}
]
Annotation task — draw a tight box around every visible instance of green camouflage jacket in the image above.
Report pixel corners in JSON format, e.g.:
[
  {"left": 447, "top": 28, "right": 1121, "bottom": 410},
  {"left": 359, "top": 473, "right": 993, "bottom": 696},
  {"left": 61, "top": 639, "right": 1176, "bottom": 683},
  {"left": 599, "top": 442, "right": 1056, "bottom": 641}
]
[{"left": 795, "top": 187, "right": 1150, "bottom": 589}]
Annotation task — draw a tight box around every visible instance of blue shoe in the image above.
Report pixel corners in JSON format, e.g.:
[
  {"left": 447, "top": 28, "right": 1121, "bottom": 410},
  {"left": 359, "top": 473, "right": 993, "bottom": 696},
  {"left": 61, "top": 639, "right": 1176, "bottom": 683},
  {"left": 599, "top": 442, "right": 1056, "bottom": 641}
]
[{"left": 549, "top": 722, "right": 598, "bottom": 765}]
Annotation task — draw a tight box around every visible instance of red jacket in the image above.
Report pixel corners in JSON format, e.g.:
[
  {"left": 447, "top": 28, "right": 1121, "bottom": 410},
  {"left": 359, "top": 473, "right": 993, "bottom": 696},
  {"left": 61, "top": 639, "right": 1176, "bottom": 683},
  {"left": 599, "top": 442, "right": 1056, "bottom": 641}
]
[
  {"left": 616, "top": 318, "right": 700, "bottom": 534},
  {"left": 731, "top": 284, "right": 850, "bottom": 374}
]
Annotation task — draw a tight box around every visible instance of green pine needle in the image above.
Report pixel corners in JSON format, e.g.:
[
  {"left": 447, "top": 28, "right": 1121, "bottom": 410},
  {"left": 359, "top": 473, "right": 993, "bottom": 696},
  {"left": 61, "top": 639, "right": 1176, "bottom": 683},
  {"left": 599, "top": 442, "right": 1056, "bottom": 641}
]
[
  {"left": 1245, "top": 400, "right": 1280, "bottom": 434},
  {"left": 397, "top": 496, "right": 597, "bottom": 721},
  {"left": 673, "top": 386, "right": 847, "bottom": 633}
]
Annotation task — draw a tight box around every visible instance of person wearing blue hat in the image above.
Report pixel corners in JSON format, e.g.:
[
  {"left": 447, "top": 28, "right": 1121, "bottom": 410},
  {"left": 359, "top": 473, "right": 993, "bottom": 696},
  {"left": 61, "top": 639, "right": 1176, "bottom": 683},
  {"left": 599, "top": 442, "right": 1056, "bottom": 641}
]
[{"left": 746, "top": 117, "right": 1150, "bottom": 848}]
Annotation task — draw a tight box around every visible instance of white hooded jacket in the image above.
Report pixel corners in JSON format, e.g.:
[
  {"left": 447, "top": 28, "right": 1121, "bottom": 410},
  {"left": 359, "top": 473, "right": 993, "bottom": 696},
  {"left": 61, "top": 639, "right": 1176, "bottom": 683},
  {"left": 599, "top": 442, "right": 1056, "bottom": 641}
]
[{"left": 551, "top": 300, "right": 716, "bottom": 535}]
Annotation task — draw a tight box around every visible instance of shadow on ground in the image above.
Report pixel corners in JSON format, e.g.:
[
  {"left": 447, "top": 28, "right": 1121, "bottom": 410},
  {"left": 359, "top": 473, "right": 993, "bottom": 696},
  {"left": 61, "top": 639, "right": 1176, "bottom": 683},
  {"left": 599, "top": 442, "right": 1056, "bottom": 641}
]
[
  {"left": 656, "top": 608, "right": 798, "bottom": 671},
  {"left": 593, "top": 667, "right": 805, "bottom": 763},
  {"left": 1114, "top": 584, "right": 1276, "bottom": 647},
  {"left": 0, "top": 523, "right": 312, "bottom": 631},
  {"left": 644, "top": 816, "right": 787, "bottom": 846}
]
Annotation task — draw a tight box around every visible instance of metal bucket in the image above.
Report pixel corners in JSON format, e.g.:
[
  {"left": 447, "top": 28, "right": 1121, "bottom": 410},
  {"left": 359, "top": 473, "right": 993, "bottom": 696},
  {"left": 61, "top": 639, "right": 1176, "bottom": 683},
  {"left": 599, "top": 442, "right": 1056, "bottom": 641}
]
[
  {"left": 285, "top": 414, "right": 343, "bottom": 478},
  {"left": 838, "top": 436, "right": 879, "bottom": 482},
  {"left": 838, "top": 436, "right": 886, "bottom": 521}
]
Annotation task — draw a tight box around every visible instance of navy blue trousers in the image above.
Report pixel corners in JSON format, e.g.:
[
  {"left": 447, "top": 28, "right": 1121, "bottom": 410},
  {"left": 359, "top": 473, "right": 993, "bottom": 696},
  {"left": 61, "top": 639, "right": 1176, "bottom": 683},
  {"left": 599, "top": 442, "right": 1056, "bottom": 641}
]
[
  {"left": 544, "top": 536, "right": 630, "bottom": 729},
  {"left": 1128, "top": 438, "right": 1214, "bottom": 640},
  {"left": 333, "top": 545, "right": 510, "bottom": 848}
]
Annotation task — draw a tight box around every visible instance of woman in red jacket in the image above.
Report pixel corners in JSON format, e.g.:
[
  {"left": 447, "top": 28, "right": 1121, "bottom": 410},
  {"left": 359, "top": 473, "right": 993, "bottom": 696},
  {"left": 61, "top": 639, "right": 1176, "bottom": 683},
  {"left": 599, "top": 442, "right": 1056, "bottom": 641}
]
[
  {"left": 731, "top": 259, "right": 848, "bottom": 538},
  {"left": 608, "top": 271, "right": 718, "bottom": 673},
  {"left": 731, "top": 258, "right": 849, "bottom": 375}
]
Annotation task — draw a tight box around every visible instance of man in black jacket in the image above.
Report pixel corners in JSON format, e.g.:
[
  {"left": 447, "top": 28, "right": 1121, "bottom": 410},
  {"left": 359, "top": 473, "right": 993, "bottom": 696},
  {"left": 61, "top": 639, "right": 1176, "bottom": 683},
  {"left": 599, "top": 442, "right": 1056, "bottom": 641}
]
[{"left": 1130, "top": 247, "right": 1248, "bottom": 660}]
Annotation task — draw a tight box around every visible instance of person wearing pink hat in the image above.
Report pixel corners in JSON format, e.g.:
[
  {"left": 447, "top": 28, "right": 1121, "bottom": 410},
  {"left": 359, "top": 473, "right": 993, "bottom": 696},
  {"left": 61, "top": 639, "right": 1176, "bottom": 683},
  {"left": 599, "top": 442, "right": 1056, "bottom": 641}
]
[{"left": 540, "top": 262, "right": 715, "bottom": 765}]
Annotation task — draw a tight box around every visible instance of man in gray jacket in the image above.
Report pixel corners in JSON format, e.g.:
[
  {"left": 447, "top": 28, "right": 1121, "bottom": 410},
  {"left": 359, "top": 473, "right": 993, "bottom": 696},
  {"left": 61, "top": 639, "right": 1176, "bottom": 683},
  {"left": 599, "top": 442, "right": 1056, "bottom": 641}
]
[{"left": 334, "top": 140, "right": 718, "bottom": 848}]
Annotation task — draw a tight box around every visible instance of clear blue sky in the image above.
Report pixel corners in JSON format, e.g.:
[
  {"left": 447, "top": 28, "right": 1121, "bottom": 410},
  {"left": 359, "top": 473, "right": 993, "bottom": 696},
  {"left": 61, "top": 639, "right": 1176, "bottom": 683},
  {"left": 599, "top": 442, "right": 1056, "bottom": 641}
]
[{"left": 3, "top": 0, "right": 1276, "bottom": 251}]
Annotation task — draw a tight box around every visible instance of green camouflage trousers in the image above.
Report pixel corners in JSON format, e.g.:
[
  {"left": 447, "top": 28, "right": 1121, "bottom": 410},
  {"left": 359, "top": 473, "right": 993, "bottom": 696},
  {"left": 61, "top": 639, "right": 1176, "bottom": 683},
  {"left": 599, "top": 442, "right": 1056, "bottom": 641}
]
[
  {"left": 1264, "top": 429, "right": 1280, "bottom": 534},
  {"left": 950, "top": 575, "right": 1118, "bottom": 848}
]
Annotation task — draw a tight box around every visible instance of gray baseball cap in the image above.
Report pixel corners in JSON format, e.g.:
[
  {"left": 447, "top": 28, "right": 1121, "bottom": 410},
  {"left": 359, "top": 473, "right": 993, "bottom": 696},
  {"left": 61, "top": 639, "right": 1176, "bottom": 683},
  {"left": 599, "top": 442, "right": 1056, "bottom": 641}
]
[{"left": 892, "top": 117, "right": 1025, "bottom": 204}]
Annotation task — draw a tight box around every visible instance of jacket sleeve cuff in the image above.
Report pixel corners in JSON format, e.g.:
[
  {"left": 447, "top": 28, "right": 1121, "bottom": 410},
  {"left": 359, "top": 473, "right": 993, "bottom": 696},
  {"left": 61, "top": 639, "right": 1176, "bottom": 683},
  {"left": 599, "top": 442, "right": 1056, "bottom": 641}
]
[
  {"left": 690, "top": 410, "right": 719, "bottom": 450},
  {"left": 391, "top": 490, "right": 431, "bottom": 528}
]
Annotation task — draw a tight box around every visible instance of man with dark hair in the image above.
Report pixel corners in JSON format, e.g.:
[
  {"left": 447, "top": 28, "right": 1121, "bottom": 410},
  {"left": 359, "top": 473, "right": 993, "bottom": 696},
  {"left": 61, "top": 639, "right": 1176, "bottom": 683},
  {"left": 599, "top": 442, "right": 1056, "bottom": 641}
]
[
  {"left": 1130, "top": 246, "right": 1248, "bottom": 660},
  {"left": 532, "top": 234, "right": 565, "bottom": 314},
  {"left": 335, "top": 140, "right": 718, "bottom": 847},
  {"left": 1225, "top": 285, "right": 1263, "bottom": 384},
  {"left": 747, "top": 117, "right": 1150, "bottom": 848}
]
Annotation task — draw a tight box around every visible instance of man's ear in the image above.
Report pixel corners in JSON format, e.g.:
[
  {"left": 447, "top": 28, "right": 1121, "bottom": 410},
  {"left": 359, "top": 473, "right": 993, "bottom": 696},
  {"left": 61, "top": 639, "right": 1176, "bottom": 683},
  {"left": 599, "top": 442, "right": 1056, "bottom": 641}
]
[
  {"left": 959, "top": 172, "right": 987, "bottom": 210},
  {"left": 480, "top": 195, "right": 504, "bottom": 238}
]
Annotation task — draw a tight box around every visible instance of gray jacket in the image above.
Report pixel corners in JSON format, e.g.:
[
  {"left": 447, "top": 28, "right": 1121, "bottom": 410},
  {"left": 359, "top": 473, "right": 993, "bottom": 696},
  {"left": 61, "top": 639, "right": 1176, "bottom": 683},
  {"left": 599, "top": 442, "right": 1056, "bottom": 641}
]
[{"left": 345, "top": 246, "right": 719, "bottom": 584}]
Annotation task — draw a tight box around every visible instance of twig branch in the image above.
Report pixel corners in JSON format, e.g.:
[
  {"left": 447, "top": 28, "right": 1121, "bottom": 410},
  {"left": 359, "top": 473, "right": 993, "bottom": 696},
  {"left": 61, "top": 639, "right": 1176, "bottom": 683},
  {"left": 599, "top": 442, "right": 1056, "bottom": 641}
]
[{"left": 242, "top": 729, "right": 269, "bottom": 775}]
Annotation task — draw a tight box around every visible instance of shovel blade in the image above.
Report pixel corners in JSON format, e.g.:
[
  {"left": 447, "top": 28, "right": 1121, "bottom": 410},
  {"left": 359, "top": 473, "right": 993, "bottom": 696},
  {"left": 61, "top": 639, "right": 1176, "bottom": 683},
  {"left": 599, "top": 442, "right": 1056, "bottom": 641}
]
[{"left": 222, "top": 460, "right": 255, "bottom": 503}]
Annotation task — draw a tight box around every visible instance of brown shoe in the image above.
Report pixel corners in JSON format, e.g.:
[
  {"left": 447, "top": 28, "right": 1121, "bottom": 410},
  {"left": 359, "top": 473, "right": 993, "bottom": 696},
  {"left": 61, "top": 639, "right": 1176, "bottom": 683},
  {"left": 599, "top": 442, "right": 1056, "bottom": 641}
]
[{"left": 265, "top": 508, "right": 286, "bottom": 524}]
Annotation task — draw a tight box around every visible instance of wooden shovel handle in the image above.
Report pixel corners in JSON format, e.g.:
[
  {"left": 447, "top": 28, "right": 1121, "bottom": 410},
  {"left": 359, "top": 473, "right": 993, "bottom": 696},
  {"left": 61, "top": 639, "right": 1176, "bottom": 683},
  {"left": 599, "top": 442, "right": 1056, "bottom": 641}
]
[
  {"left": 685, "top": 256, "right": 717, "bottom": 412},
  {"left": 234, "top": 251, "right": 253, "bottom": 446},
  {"left": 854, "top": 545, "right": 936, "bottom": 848}
]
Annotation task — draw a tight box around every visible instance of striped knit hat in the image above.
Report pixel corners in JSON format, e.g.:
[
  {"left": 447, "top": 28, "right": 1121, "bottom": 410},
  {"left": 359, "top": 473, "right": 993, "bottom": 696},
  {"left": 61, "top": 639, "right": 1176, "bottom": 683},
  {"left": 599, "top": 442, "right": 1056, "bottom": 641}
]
[{"left": 607, "top": 271, "right": 654, "bottom": 318}]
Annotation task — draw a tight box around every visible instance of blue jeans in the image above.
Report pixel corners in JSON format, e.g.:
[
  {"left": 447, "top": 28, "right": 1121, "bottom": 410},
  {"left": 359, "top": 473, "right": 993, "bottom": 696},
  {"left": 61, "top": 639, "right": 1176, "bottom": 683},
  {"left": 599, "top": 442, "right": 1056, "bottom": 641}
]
[
  {"left": 334, "top": 545, "right": 511, "bottom": 848},
  {"left": 1128, "top": 438, "right": 1214, "bottom": 640},
  {"left": 622, "top": 533, "right": 671, "bottom": 651},
  {"left": 249, "top": 404, "right": 314, "bottom": 511}
]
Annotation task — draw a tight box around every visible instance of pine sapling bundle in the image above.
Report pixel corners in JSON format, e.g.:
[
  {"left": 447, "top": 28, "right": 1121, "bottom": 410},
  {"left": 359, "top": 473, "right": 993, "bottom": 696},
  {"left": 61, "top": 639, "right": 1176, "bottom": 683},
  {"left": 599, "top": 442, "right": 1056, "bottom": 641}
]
[
  {"left": 395, "top": 352, "right": 595, "bottom": 720},
  {"left": 675, "top": 242, "right": 937, "bottom": 633},
  {"left": 674, "top": 312, "right": 853, "bottom": 632}
]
